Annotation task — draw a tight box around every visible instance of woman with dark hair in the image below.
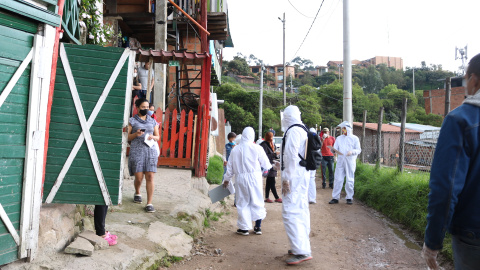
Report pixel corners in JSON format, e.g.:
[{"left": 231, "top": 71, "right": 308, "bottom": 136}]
[
  {"left": 128, "top": 98, "right": 160, "bottom": 213},
  {"left": 260, "top": 132, "right": 282, "bottom": 203}
]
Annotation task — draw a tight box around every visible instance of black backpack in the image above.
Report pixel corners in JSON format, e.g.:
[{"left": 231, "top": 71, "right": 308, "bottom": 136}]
[{"left": 281, "top": 124, "right": 323, "bottom": 171}]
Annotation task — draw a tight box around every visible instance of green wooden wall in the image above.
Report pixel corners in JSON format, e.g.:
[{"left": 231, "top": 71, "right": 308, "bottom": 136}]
[
  {"left": 0, "top": 14, "right": 37, "bottom": 266},
  {"left": 43, "top": 44, "right": 129, "bottom": 205}
]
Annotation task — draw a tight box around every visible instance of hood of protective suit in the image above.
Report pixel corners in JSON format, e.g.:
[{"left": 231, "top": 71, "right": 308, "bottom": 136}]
[
  {"left": 464, "top": 89, "right": 480, "bottom": 107},
  {"left": 281, "top": 105, "right": 302, "bottom": 132},
  {"left": 235, "top": 134, "right": 242, "bottom": 145},
  {"left": 337, "top": 121, "right": 353, "bottom": 136},
  {"left": 309, "top": 127, "right": 316, "bottom": 133},
  {"left": 241, "top": 127, "right": 255, "bottom": 144}
]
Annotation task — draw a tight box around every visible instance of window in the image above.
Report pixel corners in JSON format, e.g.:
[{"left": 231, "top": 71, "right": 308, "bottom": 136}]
[
  {"left": 252, "top": 67, "right": 259, "bottom": 73},
  {"left": 277, "top": 67, "right": 284, "bottom": 72},
  {"left": 277, "top": 75, "right": 284, "bottom": 81}
]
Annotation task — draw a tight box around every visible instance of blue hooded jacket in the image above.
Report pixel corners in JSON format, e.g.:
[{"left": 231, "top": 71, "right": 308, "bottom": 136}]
[{"left": 425, "top": 92, "right": 480, "bottom": 250}]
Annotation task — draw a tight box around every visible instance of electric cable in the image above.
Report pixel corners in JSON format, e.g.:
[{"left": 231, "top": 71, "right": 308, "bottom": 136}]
[{"left": 287, "top": 0, "right": 314, "bottom": 19}]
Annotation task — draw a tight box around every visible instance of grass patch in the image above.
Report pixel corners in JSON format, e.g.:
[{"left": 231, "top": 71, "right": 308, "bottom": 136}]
[
  {"left": 354, "top": 162, "right": 453, "bottom": 261},
  {"left": 203, "top": 208, "right": 225, "bottom": 228},
  {"left": 146, "top": 255, "right": 183, "bottom": 269},
  {"left": 206, "top": 155, "right": 224, "bottom": 185}
]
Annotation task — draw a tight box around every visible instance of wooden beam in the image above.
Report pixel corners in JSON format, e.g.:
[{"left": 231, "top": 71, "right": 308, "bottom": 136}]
[
  {"left": 0, "top": 49, "right": 33, "bottom": 109},
  {"left": 0, "top": 204, "right": 20, "bottom": 246}
]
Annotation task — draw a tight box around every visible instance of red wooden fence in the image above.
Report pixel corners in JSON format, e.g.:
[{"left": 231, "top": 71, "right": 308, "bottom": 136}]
[{"left": 156, "top": 108, "right": 195, "bottom": 168}]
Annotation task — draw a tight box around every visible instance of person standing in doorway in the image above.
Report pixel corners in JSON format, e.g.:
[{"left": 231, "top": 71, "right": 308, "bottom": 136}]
[
  {"left": 137, "top": 62, "right": 154, "bottom": 100},
  {"left": 260, "top": 132, "right": 282, "bottom": 203},
  {"left": 223, "top": 127, "right": 272, "bottom": 236},
  {"left": 328, "top": 121, "right": 361, "bottom": 205},
  {"left": 281, "top": 105, "right": 312, "bottom": 265},
  {"left": 422, "top": 53, "right": 480, "bottom": 270},
  {"left": 320, "top": 127, "right": 335, "bottom": 189},
  {"left": 268, "top": 127, "right": 276, "bottom": 136},
  {"left": 128, "top": 98, "right": 160, "bottom": 213}
]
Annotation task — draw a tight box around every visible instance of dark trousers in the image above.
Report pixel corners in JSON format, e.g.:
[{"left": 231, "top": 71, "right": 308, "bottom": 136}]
[
  {"left": 265, "top": 176, "right": 279, "bottom": 199},
  {"left": 321, "top": 156, "right": 335, "bottom": 187},
  {"left": 94, "top": 205, "right": 108, "bottom": 236}
]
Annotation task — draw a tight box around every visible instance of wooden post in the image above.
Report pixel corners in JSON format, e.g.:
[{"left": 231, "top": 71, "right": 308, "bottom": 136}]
[
  {"left": 398, "top": 98, "right": 407, "bottom": 172},
  {"left": 445, "top": 77, "right": 451, "bottom": 117},
  {"left": 376, "top": 107, "right": 384, "bottom": 166},
  {"left": 360, "top": 110, "right": 367, "bottom": 163},
  {"left": 154, "top": 0, "right": 167, "bottom": 111}
]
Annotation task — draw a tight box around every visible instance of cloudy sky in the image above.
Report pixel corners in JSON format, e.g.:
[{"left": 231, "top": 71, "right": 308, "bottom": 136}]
[{"left": 223, "top": 0, "right": 480, "bottom": 73}]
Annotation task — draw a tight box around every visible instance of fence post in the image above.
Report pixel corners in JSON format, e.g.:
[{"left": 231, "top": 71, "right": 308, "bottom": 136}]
[
  {"left": 445, "top": 77, "right": 451, "bottom": 117},
  {"left": 360, "top": 110, "right": 367, "bottom": 163},
  {"left": 376, "top": 107, "right": 384, "bottom": 166},
  {"left": 398, "top": 98, "right": 407, "bottom": 172}
]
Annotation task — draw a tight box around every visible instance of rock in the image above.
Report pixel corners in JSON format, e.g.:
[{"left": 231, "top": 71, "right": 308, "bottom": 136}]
[
  {"left": 64, "top": 237, "right": 94, "bottom": 256},
  {"left": 78, "top": 230, "right": 109, "bottom": 250},
  {"left": 148, "top": 221, "right": 193, "bottom": 257},
  {"left": 82, "top": 217, "right": 95, "bottom": 232}
]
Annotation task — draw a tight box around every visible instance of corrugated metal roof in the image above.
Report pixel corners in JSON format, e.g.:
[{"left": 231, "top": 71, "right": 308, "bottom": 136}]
[
  {"left": 352, "top": 122, "right": 421, "bottom": 133},
  {"left": 135, "top": 49, "right": 210, "bottom": 65},
  {"left": 389, "top": 122, "right": 441, "bottom": 132}
]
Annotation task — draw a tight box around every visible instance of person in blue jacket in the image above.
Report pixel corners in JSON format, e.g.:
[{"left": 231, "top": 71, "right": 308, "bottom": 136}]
[{"left": 423, "top": 53, "right": 480, "bottom": 270}]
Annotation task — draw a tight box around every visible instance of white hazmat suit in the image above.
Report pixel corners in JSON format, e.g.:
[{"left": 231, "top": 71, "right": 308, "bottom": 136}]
[
  {"left": 281, "top": 106, "right": 311, "bottom": 256},
  {"left": 332, "top": 121, "right": 361, "bottom": 200},
  {"left": 308, "top": 127, "right": 317, "bottom": 203},
  {"left": 223, "top": 127, "right": 272, "bottom": 230}
]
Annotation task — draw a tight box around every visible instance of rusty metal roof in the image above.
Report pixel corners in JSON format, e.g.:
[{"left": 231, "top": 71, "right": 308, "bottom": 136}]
[
  {"left": 353, "top": 122, "right": 421, "bottom": 133},
  {"left": 135, "top": 49, "right": 210, "bottom": 65}
]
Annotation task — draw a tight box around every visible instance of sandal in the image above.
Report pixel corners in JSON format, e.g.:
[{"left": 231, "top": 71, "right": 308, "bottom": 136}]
[
  {"left": 105, "top": 231, "right": 117, "bottom": 241},
  {"left": 104, "top": 234, "right": 117, "bottom": 246}
]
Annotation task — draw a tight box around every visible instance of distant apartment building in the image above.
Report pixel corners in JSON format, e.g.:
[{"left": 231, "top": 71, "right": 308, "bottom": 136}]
[
  {"left": 362, "top": 56, "right": 403, "bottom": 70},
  {"left": 250, "top": 64, "right": 295, "bottom": 88},
  {"left": 316, "top": 66, "right": 328, "bottom": 76}
]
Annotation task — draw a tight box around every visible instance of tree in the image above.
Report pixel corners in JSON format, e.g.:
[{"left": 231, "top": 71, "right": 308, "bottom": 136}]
[
  {"left": 221, "top": 101, "right": 255, "bottom": 134},
  {"left": 291, "top": 56, "right": 314, "bottom": 70},
  {"left": 225, "top": 56, "right": 250, "bottom": 76},
  {"left": 296, "top": 85, "right": 322, "bottom": 127},
  {"left": 359, "top": 65, "right": 384, "bottom": 94},
  {"left": 314, "top": 72, "right": 337, "bottom": 86},
  {"left": 407, "top": 108, "right": 443, "bottom": 127},
  {"left": 262, "top": 108, "right": 281, "bottom": 136}
]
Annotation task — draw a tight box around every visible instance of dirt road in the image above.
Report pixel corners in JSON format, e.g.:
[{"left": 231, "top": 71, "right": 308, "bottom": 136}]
[{"left": 168, "top": 177, "right": 452, "bottom": 270}]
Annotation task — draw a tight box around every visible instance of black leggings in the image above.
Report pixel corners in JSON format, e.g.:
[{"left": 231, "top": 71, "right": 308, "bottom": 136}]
[
  {"left": 94, "top": 205, "right": 108, "bottom": 236},
  {"left": 265, "top": 176, "right": 279, "bottom": 199}
]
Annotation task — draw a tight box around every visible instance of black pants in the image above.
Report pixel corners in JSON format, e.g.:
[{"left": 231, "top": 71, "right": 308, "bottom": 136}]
[
  {"left": 265, "top": 176, "right": 279, "bottom": 199},
  {"left": 94, "top": 205, "right": 108, "bottom": 236},
  {"left": 321, "top": 156, "right": 335, "bottom": 187}
]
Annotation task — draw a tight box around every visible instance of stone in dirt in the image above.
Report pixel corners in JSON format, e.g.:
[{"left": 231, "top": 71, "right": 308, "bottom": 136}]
[
  {"left": 78, "top": 230, "right": 109, "bottom": 250},
  {"left": 64, "top": 237, "right": 94, "bottom": 256}
]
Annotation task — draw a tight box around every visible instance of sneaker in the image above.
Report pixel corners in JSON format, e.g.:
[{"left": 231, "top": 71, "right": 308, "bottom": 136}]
[
  {"left": 274, "top": 198, "right": 283, "bottom": 203},
  {"left": 346, "top": 199, "right": 353, "bottom": 205},
  {"left": 309, "top": 201, "right": 316, "bottom": 204},
  {"left": 322, "top": 184, "right": 326, "bottom": 189},
  {"left": 236, "top": 229, "right": 249, "bottom": 236},
  {"left": 264, "top": 199, "right": 274, "bottom": 203},
  {"left": 104, "top": 234, "right": 117, "bottom": 246},
  {"left": 288, "top": 249, "right": 294, "bottom": 255},
  {"left": 329, "top": 199, "right": 339, "bottom": 204},
  {"left": 286, "top": 255, "right": 312, "bottom": 265},
  {"left": 254, "top": 227, "right": 262, "bottom": 235},
  {"left": 145, "top": 204, "right": 155, "bottom": 213},
  {"left": 133, "top": 194, "right": 142, "bottom": 204},
  {"left": 329, "top": 184, "right": 334, "bottom": 189},
  {"left": 105, "top": 231, "right": 117, "bottom": 241}
]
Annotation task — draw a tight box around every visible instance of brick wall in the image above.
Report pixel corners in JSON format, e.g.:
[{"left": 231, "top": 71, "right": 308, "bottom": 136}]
[{"left": 424, "top": 86, "right": 465, "bottom": 116}]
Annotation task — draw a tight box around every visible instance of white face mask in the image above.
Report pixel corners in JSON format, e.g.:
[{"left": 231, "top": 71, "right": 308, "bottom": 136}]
[{"left": 133, "top": 73, "right": 138, "bottom": 77}]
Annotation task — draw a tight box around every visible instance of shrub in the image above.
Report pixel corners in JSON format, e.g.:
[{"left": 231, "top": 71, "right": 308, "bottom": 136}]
[
  {"left": 354, "top": 162, "right": 453, "bottom": 261},
  {"left": 206, "top": 155, "right": 224, "bottom": 185}
]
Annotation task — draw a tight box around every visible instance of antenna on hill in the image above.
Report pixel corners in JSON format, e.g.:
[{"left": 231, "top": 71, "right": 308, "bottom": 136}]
[{"left": 455, "top": 45, "right": 468, "bottom": 76}]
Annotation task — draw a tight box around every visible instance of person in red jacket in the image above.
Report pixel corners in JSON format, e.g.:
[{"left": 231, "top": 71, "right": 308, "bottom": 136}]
[{"left": 320, "top": 128, "right": 335, "bottom": 189}]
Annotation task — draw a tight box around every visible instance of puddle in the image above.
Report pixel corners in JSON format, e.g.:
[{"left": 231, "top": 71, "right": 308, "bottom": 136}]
[{"left": 389, "top": 225, "right": 421, "bottom": 250}]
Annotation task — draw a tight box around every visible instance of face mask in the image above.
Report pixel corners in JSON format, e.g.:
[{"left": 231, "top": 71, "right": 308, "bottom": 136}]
[
  {"left": 133, "top": 73, "right": 138, "bottom": 77},
  {"left": 147, "top": 110, "right": 154, "bottom": 116},
  {"left": 139, "top": 109, "right": 148, "bottom": 116},
  {"left": 342, "top": 128, "right": 347, "bottom": 136}
]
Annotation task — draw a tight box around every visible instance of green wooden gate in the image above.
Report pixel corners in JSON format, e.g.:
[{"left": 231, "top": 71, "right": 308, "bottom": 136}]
[
  {"left": 0, "top": 12, "right": 37, "bottom": 266},
  {"left": 43, "top": 43, "right": 133, "bottom": 205}
]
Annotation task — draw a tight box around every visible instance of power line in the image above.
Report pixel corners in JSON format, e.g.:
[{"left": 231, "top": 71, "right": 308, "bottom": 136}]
[
  {"left": 287, "top": 0, "right": 314, "bottom": 19},
  {"left": 291, "top": 0, "right": 326, "bottom": 61}
]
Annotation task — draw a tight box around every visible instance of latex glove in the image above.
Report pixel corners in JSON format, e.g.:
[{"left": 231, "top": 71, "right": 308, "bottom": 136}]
[
  {"left": 282, "top": 181, "right": 291, "bottom": 196},
  {"left": 223, "top": 181, "right": 229, "bottom": 189},
  {"left": 347, "top": 151, "right": 353, "bottom": 156},
  {"left": 273, "top": 160, "right": 281, "bottom": 171},
  {"left": 422, "top": 243, "right": 440, "bottom": 270}
]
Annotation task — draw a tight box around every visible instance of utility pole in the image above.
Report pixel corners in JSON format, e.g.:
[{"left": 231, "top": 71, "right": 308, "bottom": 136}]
[
  {"left": 412, "top": 67, "right": 415, "bottom": 95},
  {"left": 445, "top": 77, "right": 451, "bottom": 117},
  {"left": 343, "top": 0, "right": 352, "bottom": 124},
  {"left": 278, "top": 13, "right": 286, "bottom": 106},
  {"left": 154, "top": 0, "right": 168, "bottom": 110},
  {"left": 259, "top": 62, "right": 264, "bottom": 139}
]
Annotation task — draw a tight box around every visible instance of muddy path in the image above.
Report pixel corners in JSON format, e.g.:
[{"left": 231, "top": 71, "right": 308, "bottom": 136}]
[{"left": 166, "top": 176, "right": 453, "bottom": 270}]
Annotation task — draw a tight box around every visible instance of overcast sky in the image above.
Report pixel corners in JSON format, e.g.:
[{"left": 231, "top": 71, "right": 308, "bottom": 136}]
[{"left": 223, "top": 0, "right": 480, "bottom": 73}]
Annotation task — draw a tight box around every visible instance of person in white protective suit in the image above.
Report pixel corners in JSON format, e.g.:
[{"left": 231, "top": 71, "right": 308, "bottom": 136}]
[
  {"left": 281, "top": 105, "right": 313, "bottom": 265},
  {"left": 223, "top": 127, "right": 272, "bottom": 235},
  {"left": 328, "top": 121, "right": 361, "bottom": 205},
  {"left": 307, "top": 127, "right": 318, "bottom": 204}
]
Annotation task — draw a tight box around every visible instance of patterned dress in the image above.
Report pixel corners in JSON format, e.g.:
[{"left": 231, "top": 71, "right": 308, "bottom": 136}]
[{"left": 128, "top": 115, "right": 158, "bottom": 175}]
